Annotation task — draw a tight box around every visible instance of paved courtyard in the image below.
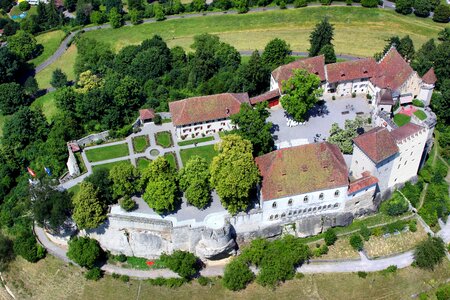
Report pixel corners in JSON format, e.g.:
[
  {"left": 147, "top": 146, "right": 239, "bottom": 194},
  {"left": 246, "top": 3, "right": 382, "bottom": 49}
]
[{"left": 268, "top": 97, "right": 372, "bottom": 146}]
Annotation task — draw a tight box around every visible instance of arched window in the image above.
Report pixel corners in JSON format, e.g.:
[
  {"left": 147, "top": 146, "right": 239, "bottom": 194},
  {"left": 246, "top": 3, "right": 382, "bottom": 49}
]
[
  {"left": 334, "top": 190, "right": 340, "bottom": 197},
  {"left": 319, "top": 193, "right": 324, "bottom": 200},
  {"left": 281, "top": 213, "right": 286, "bottom": 218},
  {"left": 288, "top": 199, "right": 293, "bottom": 206},
  {"left": 269, "top": 215, "right": 274, "bottom": 220},
  {"left": 313, "top": 207, "right": 317, "bottom": 211},
  {"left": 308, "top": 208, "right": 312, "bottom": 212},
  {"left": 272, "top": 202, "right": 277, "bottom": 209},
  {"left": 303, "top": 195, "right": 309, "bottom": 203},
  {"left": 303, "top": 208, "right": 307, "bottom": 213},
  {"left": 275, "top": 214, "right": 279, "bottom": 219},
  {"left": 334, "top": 203, "right": 339, "bottom": 208},
  {"left": 318, "top": 206, "right": 322, "bottom": 210}
]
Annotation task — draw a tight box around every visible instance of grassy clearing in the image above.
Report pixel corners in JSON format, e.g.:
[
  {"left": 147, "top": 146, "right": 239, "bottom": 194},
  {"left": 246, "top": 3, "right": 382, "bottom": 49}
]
[
  {"left": 178, "top": 136, "right": 214, "bottom": 146},
  {"left": 137, "top": 157, "right": 151, "bottom": 171},
  {"left": 132, "top": 135, "right": 149, "bottom": 153},
  {"left": 92, "top": 160, "right": 131, "bottom": 172},
  {"left": 394, "top": 113, "right": 411, "bottom": 127},
  {"left": 85, "top": 143, "right": 129, "bottom": 162},
  {"left": 82, "top": 7, "right": 446, "bottom": 57},
  {"left": 30, "top": 30, "right": 65, "bottom": 67},
  {"left": 155, "top": 131, "right": 173, "bottom": 148},
  {"left": 180, "top": 144, "right": 218, "bottom": 165},
  {"left": 3, "top": 255, "right": 450, "bottom": 300},
  {"left": 0, "top": 114, "right": 12, "bottom": 138},
  {"left": 35, "top": 44, "right": 77, "bottom": 89},
  {"left": 164, "top": 152, "right": 178, "bottom": 170},
  {"left": 30, "top": 91, "right": 59, "bottom": 122},
  {"left": 311, "top": 237, "right": 360, "bottom": 260},
  {"left": 414, "top": 110, "right": 427, "bottom": 121},
  {"left": 115, "top": 256, "right": 166, "bottom": 270}
]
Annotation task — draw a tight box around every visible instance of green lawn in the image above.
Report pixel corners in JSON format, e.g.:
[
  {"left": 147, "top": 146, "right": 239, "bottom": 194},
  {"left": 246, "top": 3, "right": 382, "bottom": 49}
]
[
  {"left": 414, "top": 110, "right": 427, "bottom": 121},
  {"left": 121, "top": 256, "right": 166, "bottom": 270},
  {"left": 394, "top": 114, "right": 411, "bottom": 127},
  {"left": 132, "top": 135, "right": 149, "bottom": 153},
  {"left": 162, "top": 118, "right": 172, "bottom": 124},
  {"left": 180, "top": 144, "right": 218, "bottom": 165},
  {"left": 155, "top": 131, "right": 173, "bottom": 148},
  {"left": 0, "top": 114, "right": 12, "bottom": 138},
  {"left": 137, "top": 157, "right": 151, "bottom": 171},
  {"left": 92, "top": 160, "right": 131, "bottom": 172},
  {"left": 29, "top": 30, "right": 65, "bottom": 67},
  {"left": 178, "top": 136, "right": 214, "bottom": 146},
  {"left": 82, "top": 7, "right": 446, "bottom": 57},
  {"left": 85, "top": 143, "right": 130, "bottom": 162},
  {"left": 67, "top": 184, "right": 80, "bottom": 197},
  {"left": 164, "top": 152, "right": 178, "bottom": 170},
  {"left": 35, "top": 44, "right": 77, "bottom": 89},
  {"left": 31, "top": 91, "right": 59, "bottom": 122}
]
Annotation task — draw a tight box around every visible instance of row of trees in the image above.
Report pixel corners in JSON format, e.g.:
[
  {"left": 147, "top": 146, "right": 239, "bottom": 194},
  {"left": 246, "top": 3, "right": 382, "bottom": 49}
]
[{"left": 395, "top": 0, "right": 450, "bottom": 22}]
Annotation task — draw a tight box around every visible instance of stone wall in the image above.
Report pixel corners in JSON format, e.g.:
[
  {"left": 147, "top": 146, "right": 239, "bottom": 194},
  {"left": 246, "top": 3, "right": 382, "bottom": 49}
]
[{"left": 77, "top": 131, "right": 109, "bottom": 147}]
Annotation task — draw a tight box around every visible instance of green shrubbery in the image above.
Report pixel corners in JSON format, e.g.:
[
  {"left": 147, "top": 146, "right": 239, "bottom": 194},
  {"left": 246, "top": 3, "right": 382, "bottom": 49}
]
[
  {"left": 357, "top": 271, "right": 367, "bottom": 278},
  {"left": 412, "top": 99, "right": 425, "bottom": 107},
  {"left": 414, "top": 237, "right": 446, "bottom": 270},
  {"left": 67, "top": 236, "right": 103, "bottom": 269},
  {"left": 160, "top": 250, "right": 201, "bottom": 280},
  {"left": 349, "top": 234, "right": 364, "bottom": 251},
  {"left": 197, "top": 276, "right": 210, "bottom": 286},
  {"left": 401, "top": 181, "right": 423, "bottom": 208},
  {"left": 381, "top": 193, "right": 409, "bottom": 216},
  {"left": 436, "top": 283, "right": 450, "bottom": 300},
  {"left": 85, "top": 267, "right": 102, "bottom": 280},
  {"left": 13, "top": 232, "right": 46, "bottom": 263},
  {"left": 324, "top": 228, "right": 338, "bottom": 246},
  {"left": 119, "top": 196, "right": 137, "bottom": 212},
  {"left": 359, "top": 224, "right": 372, "bottom": 241},
  {"left": 222, "top": 258, "right": 254, "bottom": 291}
]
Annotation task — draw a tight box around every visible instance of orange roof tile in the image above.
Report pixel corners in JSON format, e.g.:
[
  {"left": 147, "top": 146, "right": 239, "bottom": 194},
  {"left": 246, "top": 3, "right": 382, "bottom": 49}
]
[
  {"left": 139, "top": 108, "right": 155, "bottom": 121},
  {"left": 271, "top": 56, "right": 326, "bottom": 87},
  {"left": 353, "top": 127, "right": 399, "bottom": 164},
  {"left": 391, "top": 122, "right": 424, "bottom": 142},
  {"left": 370, "top": 48, "right": 414, "bottom": 90},
  {"left": 348, "top": 173, "right": 378, "bottom": 195},
  {"left": 422, "top": 67, "right": 437, "bottom": 85},
  {"left": 249, "top": 89, "right": 280, "bottom": 105},
  {"left": 325, "top": 58, "right": 377, "bottom": 83}
]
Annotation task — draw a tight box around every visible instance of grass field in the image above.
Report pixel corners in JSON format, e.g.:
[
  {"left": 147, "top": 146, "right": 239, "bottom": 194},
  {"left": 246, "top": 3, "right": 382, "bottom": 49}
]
[
  {"left": 30, "top": 91, "right": 58, "bottom": 122},
  {"left": 132, "top": 135, "right": 149, "bottom": 153},
  {"left": 414, "top": 110, "right": 427, "bottom": 121},
  {"left": 137, "top": 157, "right": 151, "bottom": 171},
  {"left": 394, "top": 114, "right": 411, "bottom": 127},
  {"left": 164, "top": 152, "right": 178, "bottom": 169},
  {"left": 0, "top": 114, "right": 12, "bottom": 138},
  {"left": 178, "top": 136, "right": 214, "bottom": 146},
  {"left": 3, "top": 255, "right": 450, "bottom": 300},
  {"left": 155, "top": 131, "right": 173, "bottom": 148},
  {"left": 85, "top": 143, "right": 129, "bottom": 162},
  {"left": 35, "top": 44, "right": 77, "bottom": 89},
  {"left": 92, "top": 160, "right": 131, "bottom": 171},
  {"left": 30, "top": 30, "right": 65, "bottom": 67},
  {"left": 180, "top": 144, "right": 218, "bottom": 165}
]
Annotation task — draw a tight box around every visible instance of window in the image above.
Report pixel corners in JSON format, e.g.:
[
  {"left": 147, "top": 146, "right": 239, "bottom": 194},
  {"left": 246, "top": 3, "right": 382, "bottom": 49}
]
[
  {"left": 334, "top": 203, "right": 339, "bottom": 208},
  {"left": 288, "top": 199, "right": 293, "bottom": 206},
  {"left": 269, "top": 215, "right": 273, "bottom": 220},
  {"left": 275, "top": 214, "right": 279, "bottom": 220},
  {"left": 303, "top": 195, "right": 309, "bottom": 203},
  {"left": 355, "top": 201, "right": 360, "bottom": 205},
  {"left": 272, "top": 202, "right": 277, "bottom": 209},
  {"left": 303, "top": 208, "right": 307, "bottom": 213},
  {"left": 410, "top": 151, "right": 413, "bottom": 156},
  {"left": 319, "top": 193, "right": 324, "bottom": 200},
  {"left": 334, "top": 190, "right": 340, "bottom": 197},
  {"left": 404, "top": 161, "right": 407, "bottom": 165},
  {"left": 288, "top": 211, "right": 292, "bottom": 216},
  {"left": 281, "top": 213, "right": 286, "bottom": 218}
]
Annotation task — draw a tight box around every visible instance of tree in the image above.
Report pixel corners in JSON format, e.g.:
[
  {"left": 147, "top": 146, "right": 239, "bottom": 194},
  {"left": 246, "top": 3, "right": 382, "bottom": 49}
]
[
  {"left": 74, "top": 37, "right": 114, "bottom": 76},
  {"left": 13, "top": 232, "right": 46, "bottom": 263},
  {"left": 160, "top": 250, "right": 201, "bottom": 279},
  {"left": 128, "top": 0, "right": 143, "bottom": 10},
  {"left": 238, "top": 50, "right": 270, "bottom": 96},
  {"left": 104, "top": 0, "right": 123, "bottom": 13},
  {"left": 67, "top": 236, "right": 103, "bottom": 269},
  {"left": 0, "top": 82, "right": 27, "bottom": 115},
  {"left": 414, "top": 237, "right": 446, "bottom": 270},
  {"left": 222, "top": 259, "right": 254, "bottom": 291},
  {"left": 397, "top": 35, "right": 415, "bottom": 61},
  {"left": 154, "top": 2, "right": 165, "bottom": 21},
  {"left": 381, "top": 193, "right": 409, "bottom": 216},
  {"left": 129, "top": 9, "right": 142, "bottom": 25},
  {"left": 308, "top": 18, "right": 334, "bottom": 57},
  {"left": 19, "top": 1, "right": 31, "bottom": 11},
  {"left": 411, "top": 39, "right": 436, "bottom": 76},
  {"left": 324, "top": 228, "right": 337, "bottom": 246},
  {"left": 438, "top": 28, "right": 450, "bottom": 41},
  {"left": 192, "top": 0, "right": 206, "bottom": 11},
  {"left": 280, "top": 69, "right": 322, "bottom": 122},
  {"left": 0, "top": 47, "right": 22, "bottom": 84},
  {"left": 361, "top": 0, "right": 378, "bottom": 7},
  {"left": 328, "top": 117, "right": 365, "bottom": 154},
  {"left": 178, "top": 156, "right": 211, "bottom": 209},
  {"left": 109, "top": 164, "right": 140, "bottom": 199},
  {"left": 7, "top": 30, "right": 39, "bottom": 60},
  {"left": 233, "top": 0, "right": 249, "bottom": 13},
  {"left": 231, "top": 102, "right": 274, "bottom": 156},
  {"left": 72, "top": 182, "right": 107, "bottom": 229},
  {"left": 76, "top": 70, "right": 104, "bottom": 93},
  {"left": 261, "top": 38, "right": 292, "bottom": 70},
  {"left": 395, "top": 0, "right": 413, "bottom": 14},
  {"left": 140, "top": 157, "right": 178, "bottom": 214},
  {"left": 90, "top": 11, "right": 107, "bottom": 24},
  {"left": 0, "top": 233, "right": 14, "bottom": 271},
  {"left": 109, "top": 7, "right": 123, "bottom": 28},
  {"left": 318, "top": 44, "right": 336, "bottom": 64},
  {"left": 31, "top": 180, "right": 72, "bottom": 232},
  {"left": 50, "top": 68, "right": 68, "bottom": 89},
  {"left": 64, "top": 0, "right": 77, "bottom": 12},
  {"left": 434, "top": 41, "right": 450, "bottom": 86},
  {"left": 210, "top": 135, "right": 260, "bottom": 214},
  {"left": 24, "top": 76, "right": 39, "bottom": 97},
  {"left": 349, "top": 234, "right": 364, "bottom": 251},
  {"left": 85, "top": 168, "right": 113, "bottom": 205},
  {"left": 413, "top": 0, "right": 431, "bottom": 17},
  {"left": 431, "top": 80, "right": 450, "bottom": 123},
  {"left": 433, "top": 4, "right": 450, "bottom": 23}
]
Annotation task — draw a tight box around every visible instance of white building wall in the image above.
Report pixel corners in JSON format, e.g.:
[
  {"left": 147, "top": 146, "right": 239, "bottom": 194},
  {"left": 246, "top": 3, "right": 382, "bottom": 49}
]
[
  {"left": 399, "top": 72, "right": 422, "bottom": 98},
  {"left": 176, "top": 118, "right": 235, "bottom": 140},
  {"left": 262, "top": 186, "right": 348, "bottom": 222},
  {"left": 270, "top": 75, "right": 278, "bottom": 91},
  {"left": 418, "top": 84, "right": 434, "bottom": 106}
]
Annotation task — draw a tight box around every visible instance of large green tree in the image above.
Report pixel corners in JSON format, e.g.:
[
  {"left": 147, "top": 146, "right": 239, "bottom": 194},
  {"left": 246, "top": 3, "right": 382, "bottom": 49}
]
[
  {"left": 238, "top": 50, "right": 270, "bottom": 96},
  {"left": 0, "top": 233, "right": 14, "bottom": 271},
  {"left": 67, "top": 236, "right": 103, "bottom": 269},
  {"left": 0, "top": 47, "right": 22, "bottom": 84},
  {"left": 74, "top": 37, "right": 114, "bottom": 77},
  {"left": 72, "top": 182, "right": 106, "bottom": 230},
  {"left": 160, "top": 250, "right": 201, "bottom": 279},
  {"left": 231, "top": 102, "right": 273, "bottom": 156},
  {"left": 308, "top": 18, "right": 334, "bottom": 57},
  {"left": 109, "top": 163, "right": 140, "bottom": 199},
  {"left": 434, "top": 41, "right": 450, "bottom": 87},
  {"left": 109, "top": 7, "right": 123, "bottom": 28},
  {"left": 210, "top": 135, "right": 260, "bottom": 214},
  {"left": 222, "top": 258, "right": 254, "bottom": 291},
  {"left": 50, "top": 68, "right": 68, "bottom": 89},
  {"left": 85, "top": 168, "right": 113, "bottom": 204},
  {"left": 13, "top": 231, "right": 46, "bottom": 263},
  {"left": 397, "top": 35, "right": 415, "bottom": 61},
  {"left": 328, "top": 117, "right": 365, "bottom": 154},
  {"left": 178, "top": 156, "right": 211, "bottom": 209},
  {"left": 261, "top": 38, "right": 292, "bottom": 70},
  {"left": 7, "top": 30, "right": 39, "bottom": 60},
  {"left": 395, "top": 0, "right": 413, "bottom": 14},
  {"left": 411, "top": 39, "right": 436, "bottom": 76},
  {"left": 433, "top": 4, "right": 450, "bottom": 22},
  {"left": 413, "top": 0, "right": 431, "bottom": 17},
  {"left": 414, "top": 236, "right": 446, "bottom": 270},
  {"left": 0, "top": 82, "right": 27, "bottom": 115},
  {"left": 140, "top": 157, "right": 178, "bottom": 214},
  {"left": 318, "top": 44, "right": 336, "bottom": 64},
  {"left": 280, "top": 69, "right": 322, "bottom": 122}
]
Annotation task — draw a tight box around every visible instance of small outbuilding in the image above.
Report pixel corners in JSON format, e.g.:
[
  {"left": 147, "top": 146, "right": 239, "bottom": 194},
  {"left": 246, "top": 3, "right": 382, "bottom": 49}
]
[{"left": 139, "top": 108, "right": 156, "bottom": 123}]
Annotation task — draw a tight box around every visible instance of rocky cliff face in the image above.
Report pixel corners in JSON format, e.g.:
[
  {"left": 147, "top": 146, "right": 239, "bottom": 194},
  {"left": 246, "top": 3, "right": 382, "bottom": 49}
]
[{"left": 195, "top": 222, "right": 236, "bottom": 259}]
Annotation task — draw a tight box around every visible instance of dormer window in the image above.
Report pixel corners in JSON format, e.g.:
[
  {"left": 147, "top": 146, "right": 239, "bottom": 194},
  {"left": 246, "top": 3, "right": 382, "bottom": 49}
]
[
  {"left": 288, "top": 199, "right": 293, "bottom": 206},
  {"left": 334, "top": 190, "right": 340, "bottom": 197},
  {"left": 303, "top": 195, "right": 309, "bottom": 203},
  {"left": 272, "top": 202, "right": 277, "bottom": 209},
  {"left": 319, "top": 193, "right": 324, "bottom": 200}
]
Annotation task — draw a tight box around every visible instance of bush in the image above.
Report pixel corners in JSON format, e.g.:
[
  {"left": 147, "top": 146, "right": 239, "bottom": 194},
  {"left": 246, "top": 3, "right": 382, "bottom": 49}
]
[
  {"left": 18, "top": 1, "right": 30, "bottom": 11},
  {"left": 0, "top": 233, "right": 14, "bottom": 271},
  {"left": 357, "top": 271, "right": 367, "bottom": 278},
  {"left": 160, "top": 250, "right": 201, "bottom": 279},
  {"left": 320, "top": 0, "right": 331, "bottom": 5},
  {"left": 349, "top": 234, "right": 364, "bottom": 251},
  {"left": 414, "top": 237, "right": 446, "bottom": 270},
  {"left": 332, "top": 95, "right": 336, "bottom": 100},
  {"left": 13, "top": 232, "right": 46, "bottom": 263},
  {"left": 197, "top": 276, "right": 210, "bottom": 286},
  {"left": 360, "top": 225, "right": 372, "bottom": 241},
  {"left": 324, "top": 228, "right": 338, "bottom": 246},
  {"left": 436, "top": 283, "right": 450, "bottom": 300},
  {"left": 153, "top": 114, "right": 162, "bottom": 125},
  {"left": 433, "top": 4, "right": 450, "bottom": 23},
  {"left": 295, "top": 272, "right": 305, "bottom": 279},
  {"left": 294, "top": 0, "right": 307, "bottom": 7},
  {"left": 361, "top": 0, "right": 378, "bottom": 7},
  {"left": 409, "top": 220, "right": 417, "bottom": 232},
  {"left": 401, "top": 181, "right": 422, "bottom": 208},
  {"left": 383, "top": 220, "right": 406, "bottom": 234},
  {"left": 346, "top": 0, "right": 352, "bottom": 5},
  {"left": 120, "top": 275, "right": 130, "bottom": 282},
  {"left": 85, "top": 267, "right": 102, "bottom": 280},
  {"left": 372, "top": 227, "right": 383, "bottom": 237},
  {"left": 222, "top": 259, "right": 254, "bottom": 291},
  {"left": 279, "top": 0, "right": 286, "bottom": 8},
  {"left": 112, "top": 273, "right": 120, "bottom": 279},
  {"left": 67, "top": 237, "right": 103, "bottom": 269},
  {"left": 381, "top": 193, "right": 409, "bottom": 216},
  {"left": 319, "top": 244, "right": 329, "bottom": 255},
  {"left": 381, "top": 265, "right": 398, "bottom": 275},
  {"left": 119, "top": 197, "right": 137, "bottom": 212},
  {"left": 366, "top": 94, "right": 372, "bottom": 100},
  {"left": 412, "top": 99, "right": 425, "bottom": 107},
  {"left": 115, "top": 254, "right": 127, "bottom": 262}
]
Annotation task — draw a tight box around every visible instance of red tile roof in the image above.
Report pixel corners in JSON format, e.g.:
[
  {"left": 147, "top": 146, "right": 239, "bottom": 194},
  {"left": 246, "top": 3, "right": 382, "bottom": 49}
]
[
  {"left": 422, "top": 67, "right": 437, "bottom": 85},
  {"left": 169, "top": 93, "right": 250, "bottom": 126},
  {"left": 325, "top": 58, "right": 377, "bottom": 83},
  {"left": 68, "top": 142, "right": 80, "bottom": 152},
  {"left": 370, "top": 48, "right": 414, "bottom": 90},
  {"left": 139, "top": 108, "right": 155, "bottom": 121},
  {"left": 249, "top": 89, "right": 280, "bottom": 105},
  {"left": 271, "top": 56, "right": 326, "bottom": 87},
  {"left": 391, "top": 122, "right": 424, "bottom": 142},
  {"left": 255, "top": 142, "right": 348, "bottom": 201},
  {"left": 348, "top": 173, "right": 378, "bottom": 195},
  {"left": 378, "top": 89, "right": 394, "bottom": 105},
  {"left": 353, "top": 127, "right": 399, "bottom": 164}
]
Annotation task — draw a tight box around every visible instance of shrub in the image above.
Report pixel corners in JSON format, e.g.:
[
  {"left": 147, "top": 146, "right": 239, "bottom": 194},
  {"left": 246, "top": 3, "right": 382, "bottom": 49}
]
[
  {"left": 313, "top": 247, "right": 322, "bottom": 257},
  {"left": 324, "top": 228, "right": 338, "bottom": 246},
  {"left": 412, "top": 99, "right": 425, "bottom": 107},
  {"left": 436, "top": 283, "right": 450, "bottom": 300},
  {"left": 319, "top": 244, "right": 329, "bottom": 255},
  {"left": 409, "top": 220, "right": 417, "bottom": 232},
  {"left": 349, "top": 234, "right": 364, "bottom": 251},
  {"left": 85, "top": 267, "right": 102, "bottom": 281},
  {"left": 361, "top": 0, "right": 378, "bottom": 7},
  {"left": 401, "top": 181, "right": 422, "bottom": 208},
  {"left": 112, "top": 273, "right": 120, "bottom": 279},
  {"left": 351, "top": 92, "right": 356, "bottom": 98},
  {"left": 67, "top": 237, "right": 103, "bottom": 269},
  {"left": 294, "top": 0, "right": 307, "bottom": 7},
  {"left": 119, "top": 197, "right": 137, "bottom": 212},
  {"left": 13, "top": 233, "right": 46, "bottom": 263},
  {"left": 120, "top": 275, "right": 130, "bottom": 282},
  {"left": 414, "top": 237, "right": 446, "bottom": 270},
  {"left": 320, "top": 0, "right": 331, "bottom": 5},
  {"left": 381, "top": 265, "right": 398, "bottom": 275},
  {"left": 433, "top": 4, "right": 450, "bottom": 23},
  {"left": 295, "top": 272, "right": 305, "bottom": 279},
  {"left": 197, "top": 276, "right": 210, "bottom": 286},
  {"left": 222, "top": 259, "right": 254, "bottom": 291},
  {"left": 332, "top": 95, "right": 336, "bottom": 100},
  {"left": 0, "top": 233, "right": 14, "bottom": 271},
  {"left": 279, "top": 0, "right": 286, "bottom": 8},
  {"left": 381, "top": 193, "right": 409, "bottom": 216},
  {"left": 384, "top": 220, "right": 406, "bottom": 234},
  {"left": 360, "top": 225, "right": 372, "bottom": 241},
  {"left": 372, "top": 227, "right": 383, "bottom": 237},
  {"left": 346, "top": 0, "right": 352, "bottom": 5},
  {"left": 160, "top": 250, "right": 201, "bottom": 279},
  {"left": 18, "top": 1, "right": 30, "bottom": 11},
  {"left": 115, "top": 254, "right": 127, "bottom": 262},
  {"left": 366, "top": 94, "right": 372, "bottom": 100},
  {"left": 153, "top": 114, "right": 162, "bottom": 125},
  {"left": 357, "top": 271, "right": 367, "bottom": 278}
]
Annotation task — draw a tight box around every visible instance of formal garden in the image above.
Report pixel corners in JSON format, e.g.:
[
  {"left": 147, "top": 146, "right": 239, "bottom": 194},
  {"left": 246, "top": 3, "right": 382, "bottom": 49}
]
[{"left": 85, "top": 143, "right": 130, "bottom": 162}]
